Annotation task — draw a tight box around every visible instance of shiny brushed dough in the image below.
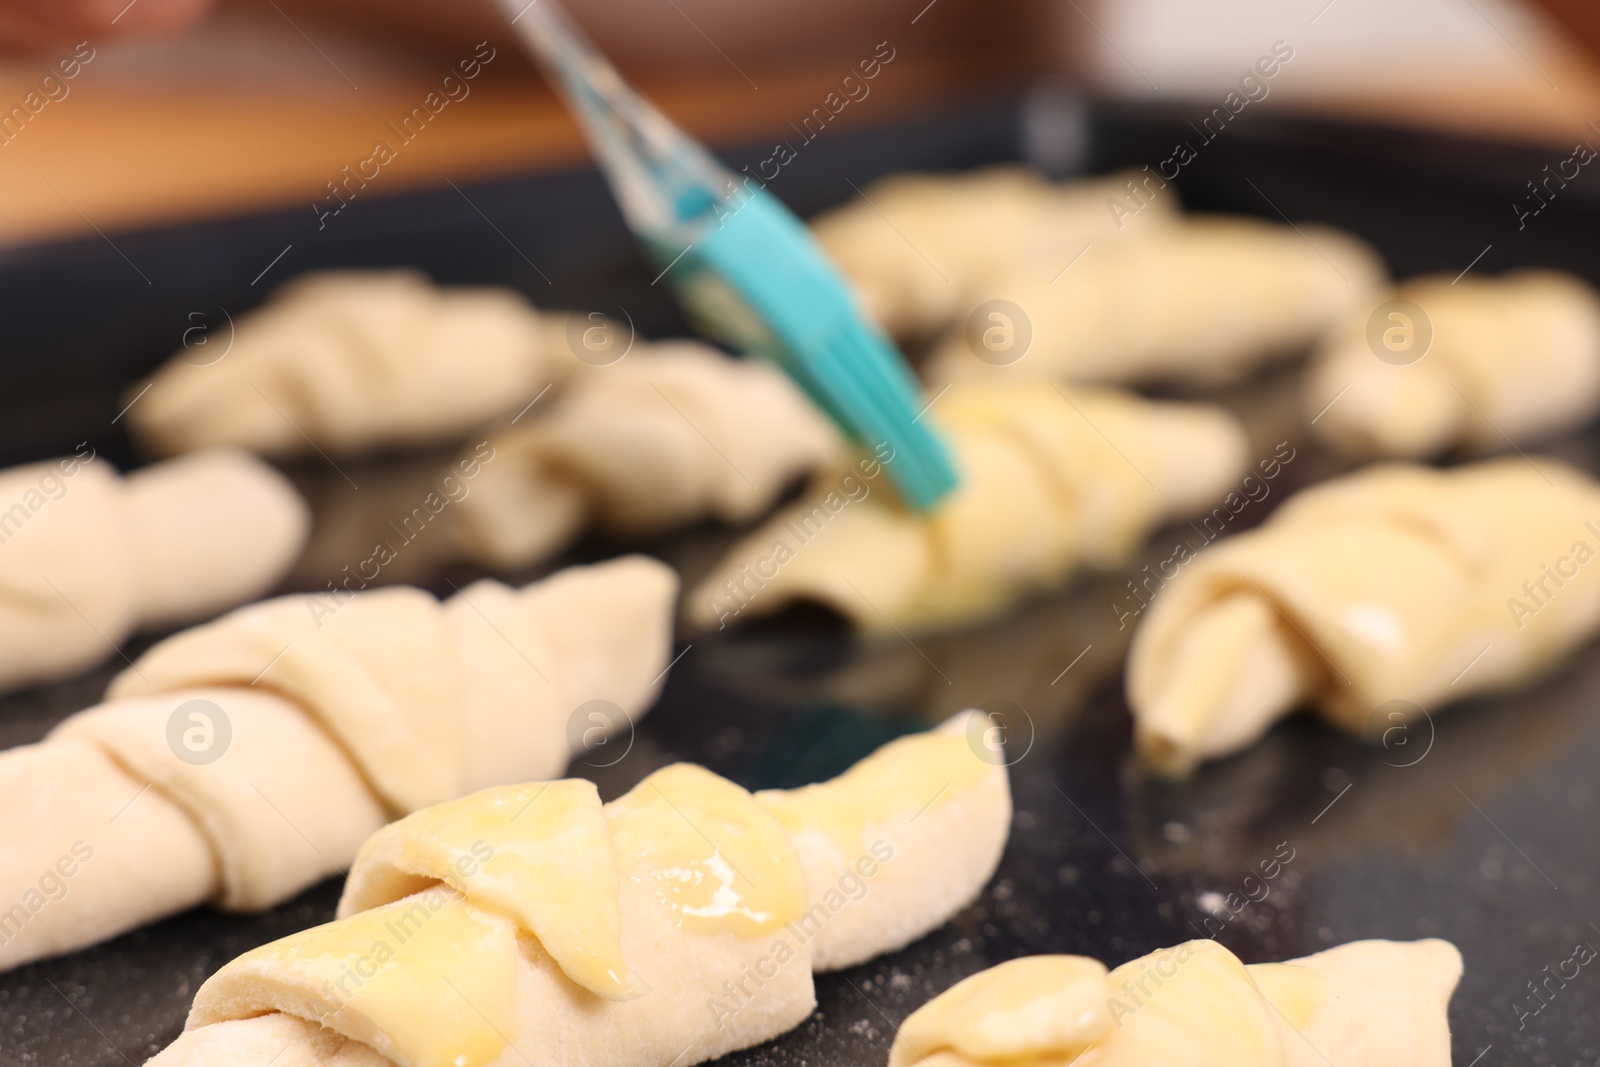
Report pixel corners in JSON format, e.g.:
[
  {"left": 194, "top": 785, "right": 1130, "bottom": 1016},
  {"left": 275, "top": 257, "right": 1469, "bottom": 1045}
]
[
  {"left": 0, "top": 557, "right": 677, "bottom": 974},
  {"left": 1128, "top": 458, "right": 1600, "bottom": 775},
  {"left": 149, "top": 713, "right": 1012, "bottom": 1067},
  {"left": 1308, "top": 271, "right": 1600, "bottom": 458},
  {"left": 0, "top": 447, "right": 308, "bottom": 693},
  {"left": 686, "top": 381, "right": 1247, "bottom": 633},
  {"left": 890, "top": 938, "right": 1461, "bottom": 1067}
]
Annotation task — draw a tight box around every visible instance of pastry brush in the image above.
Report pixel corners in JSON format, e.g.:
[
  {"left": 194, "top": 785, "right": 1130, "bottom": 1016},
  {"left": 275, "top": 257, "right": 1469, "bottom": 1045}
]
[{"left": 492, "top": 0, "right": 957, "bottom": 510}]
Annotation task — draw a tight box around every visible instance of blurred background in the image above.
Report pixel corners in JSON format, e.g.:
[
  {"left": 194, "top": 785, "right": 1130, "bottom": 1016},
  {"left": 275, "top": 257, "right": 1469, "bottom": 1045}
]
[{"left": 1, "top": 0, "right": 1599, "bottom": 246}]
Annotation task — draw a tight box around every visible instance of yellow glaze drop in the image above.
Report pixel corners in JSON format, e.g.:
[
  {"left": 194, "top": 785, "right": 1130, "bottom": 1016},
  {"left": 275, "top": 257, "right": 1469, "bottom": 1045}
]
[
  {"left": 234, "top": 892, "right": 517, "bottom": 1067},
  {"left": 608, "top": 763, "right": 807, "bottom": 938},
  {"left": 364, "top": 779, "right": 635, "bottom": 1000},
  {"left": 757, "top": 726, "right": 990, "bottom": 855},
  {"left": 1246, "top": 962, "right": 1327, "bottom": 1030},
  {"left": 895, "top": 955, "right": 1111, "bottom": 1065}
]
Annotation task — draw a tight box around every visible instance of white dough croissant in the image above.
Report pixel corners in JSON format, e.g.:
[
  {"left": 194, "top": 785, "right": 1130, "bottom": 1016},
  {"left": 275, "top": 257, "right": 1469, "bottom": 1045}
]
[
  {"left": 890, "top": 938, "right": 1461, "bottom": 1067},
  {"left": 687, "top": 381, "right": 1247, "bottom": 633},
  {"left": 449, "top": 342, "right": 841, "bottom": 569},
  {"left": 149, "top": 712, "right": 1012, "bottom": 1067},
  {"left": 810, "top": 166, "right": 1180, "bottom": 339},
  {"left": 925, "top": 216, "right": 1386, "bottom": 388},
  {"left": 127, "top": 271, "right": 576, "bottom": 457},
  {"left": 0, "top": 446, "right": 308, "bottom": 693},
  {"left": 1307, "top": 271, "right": 1600, "bottom": 458},
  {"left": 1128, "top": 458, "right": 1600, "bottom": 774},
  {"left": 0, "top": 556, "right": 676, "bottom": 973}
]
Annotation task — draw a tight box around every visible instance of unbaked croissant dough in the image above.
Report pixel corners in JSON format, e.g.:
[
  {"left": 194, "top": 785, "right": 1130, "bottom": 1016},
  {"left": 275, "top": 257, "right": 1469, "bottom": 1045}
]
[
  {"left": 0, "top": 556, "right": 676, "bottom": 973},
  {"left": 1307, "top": 271, "right": 1600, "bottom": 458},
  {"left": 127, "top": 270, "right": 582, "bottom": 457},
  {"left": 924, "top": 216, "right": 1386, "bottom": 388},
  {"left": 687, "top": 381, "right": 1247, "bottom": 633},
  {"left": 148, "top": 712, "right": 1011, "bottom": 1067},
  {"left": 0, "top": 446, "right": 308, "bottom": 693},
  {"left": 890, "top": 937, "right": 1461, "bottom": 1067},
  {"left": 449, "top": 342, "right": 841, "bottom": 569},
  {"left": 810, "top": 166, "right": 1180, "bottom": 340},
  {"left": 1128, "top": 457, "right": 1600, "bottom": 775}
]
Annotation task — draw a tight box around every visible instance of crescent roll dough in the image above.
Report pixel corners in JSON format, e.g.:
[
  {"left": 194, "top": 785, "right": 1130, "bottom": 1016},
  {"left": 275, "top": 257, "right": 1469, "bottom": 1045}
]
[
  {"left": 127, "top": 270, "right": 578, "bottom": 457},
  {"left": 1127, "top": 457, "right": 1600, "bottom": 775},
  {"left": 449, "top": 343, "right": 841, "bottom": 569},
  {"left": 810, "top": 166, "right": 1180, "bottom": 339},
  {"left": 0, "top": 446, "right": 308, "bottom": 693},
  {"left": 0, "top": 556, "right": 676, "bottom": 973},
  {"left": 149, "top": 712, "right": 1012, "bottom": 1067},
  {"left": 687, "top": 381, "right": 1247, "bottom": 633},
  {"left": 924, "top": 216, "right": 1385, "bottom": 389},
  {"left": 890, "top": 938, "right": 1461, "bottom": 1067},
  {"left": 1307, "top": 271, "right": 1600, "bottom": 458}
]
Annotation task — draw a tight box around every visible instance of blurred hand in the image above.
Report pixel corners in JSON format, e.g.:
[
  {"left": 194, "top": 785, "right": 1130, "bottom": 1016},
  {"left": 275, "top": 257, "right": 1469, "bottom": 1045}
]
[{"left": 0, "top": 0, "right": 213, "bottom": 51}]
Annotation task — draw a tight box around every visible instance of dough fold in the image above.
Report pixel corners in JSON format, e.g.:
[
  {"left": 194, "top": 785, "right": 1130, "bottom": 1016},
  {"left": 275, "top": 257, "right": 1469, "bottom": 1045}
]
[
  {"left": 925, "top": 216, "right": 1385, "bottom": 388},
  {"left": 126, "top": 271, "right": 574, "bottom": 457},
  {"left": 0, "top": 557, "right": 678, "bottom": 973},
  {"left": 889, "top": 937, "right": 1461, "bottom": 1067},
  {"left": 0, "top": 446, "right": 308, "bottom": 693},
  {"left": 449, "top": 342, "right": 841, "bottom": 570},
  {"left": 687, "top": 381, "right": 1247, "bottom": 632},
  {"left": 1128, "top": 457, "right": 1600, "bottom": 774},
  {"left": 150, "top": 713, "right": 1011, "bottom": 1067},
  {"left": 1307, "top": 271, "right": 1600, "bottom": 458}
]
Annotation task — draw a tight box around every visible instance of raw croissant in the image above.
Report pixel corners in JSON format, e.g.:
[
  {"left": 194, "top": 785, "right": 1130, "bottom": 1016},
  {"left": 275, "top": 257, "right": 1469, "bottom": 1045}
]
[
  {"left": 149, "top": 712, "right": 1012, "bottom": 1067},
  {"left": 890, "top": 938, "right": 1461, "bottom": 1067},
  {"left": 810, "top": 166, "right": 1180, "bottom": 339},
  {"left": 1127, "top": 457, "right": 1600, "bottom": 775},
  {"left": 0, "top": 446, "right": 308, "bottom": 693},
  {"left": 924, "top": 216, "right": 1385, "bottom": 389},
  {"left": 1307, "top": 271, "right": 1600, "bottom": 458},
  {"left": 126, "top": 271, "right": 578, "bottom": 457},
  {"left": 687, "top": 381, "right": 1247, "bottom": 633},
  {"left": 0, "top": 556, "right": 676, "bottom": 973},
  {"left": 449, "top": 342, "right": 841, "bottom": 569}
]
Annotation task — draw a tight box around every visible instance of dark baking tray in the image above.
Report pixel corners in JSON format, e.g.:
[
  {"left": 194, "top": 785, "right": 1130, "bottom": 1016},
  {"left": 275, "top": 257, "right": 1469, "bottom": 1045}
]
[{"left": 4, "top": 90, "right": 1600, "bottom": 1066}]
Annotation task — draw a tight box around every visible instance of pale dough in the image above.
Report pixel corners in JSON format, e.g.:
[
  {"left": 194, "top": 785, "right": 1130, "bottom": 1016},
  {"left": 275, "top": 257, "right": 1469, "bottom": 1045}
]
[
  {"left": 1127, "top": 458, "right": 1600, "bottom": 774},
  {"left": 0, "top": 447, "right": 308, "bottom": 693},
  {"left": 127, "top": 270, "right": 581, "bottom": 457},
  {"left": 686, "top": 381, "right": 1247, "bottom": 633},
  {"left": 449, "top": 342, "right": 841, "bottom": 569},
  {"left": 0, "top": 556, "right": 677, "bottom": 973},
  {"left": 890, "top": 937, "right": 1461, "bottom": 1067},
  {"left": 1307, "top": 271, "right": 1600, "bottom": 458},
  {"left": 811, "top": 166, "right": 1181, "bottom": 339},
  {"left": 924, "top": 216, "right": 1385, "bottom": 388},
  {"left": 148, "top": 713, "right": 1012, "bottom": 1067}
]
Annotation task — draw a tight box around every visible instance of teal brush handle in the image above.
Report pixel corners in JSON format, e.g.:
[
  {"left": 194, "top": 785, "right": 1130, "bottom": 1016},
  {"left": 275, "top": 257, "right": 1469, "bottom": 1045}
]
[
  {"left": 494, "top": 0, "right": 957, "bottom": 511},
  {"left": 657, "top": 190, "right": 957, "bottom": 511}
]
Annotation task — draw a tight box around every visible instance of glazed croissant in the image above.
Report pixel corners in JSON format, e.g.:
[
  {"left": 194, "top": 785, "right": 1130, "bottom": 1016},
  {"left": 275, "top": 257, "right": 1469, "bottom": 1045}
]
[
  {"left": 891, "top": 938, "right": 1461, "bottom": 1066},
  {"left": 924, "top": 216, "right": 1386, "bottom": 389},
  {"left": 0, "top": 556, "right": 676, "bottom": 973},
  {"left": 1128, "top": 458, "right": 1600, "bottom": 775},
  {"left": 1307, "top": 271, "right": 1600, "bottom": 458},
  {"left": 449, "top": 342, "right": 841, "bottom": 570},
  {"left": 687, "top": 381, "right": 1247, "bottom": 633},
  {"left": 126, "top": 271, "right": 581, "bottom": 457},
  {"left": 0, "top": 446, "right": 308, "bottom": 693},
  {"left": 149, "top": 712, "right": 1011, "bottom": 1067},
  {"left": 810, "top": 166, "right": 1180, "bottom": 339}
]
